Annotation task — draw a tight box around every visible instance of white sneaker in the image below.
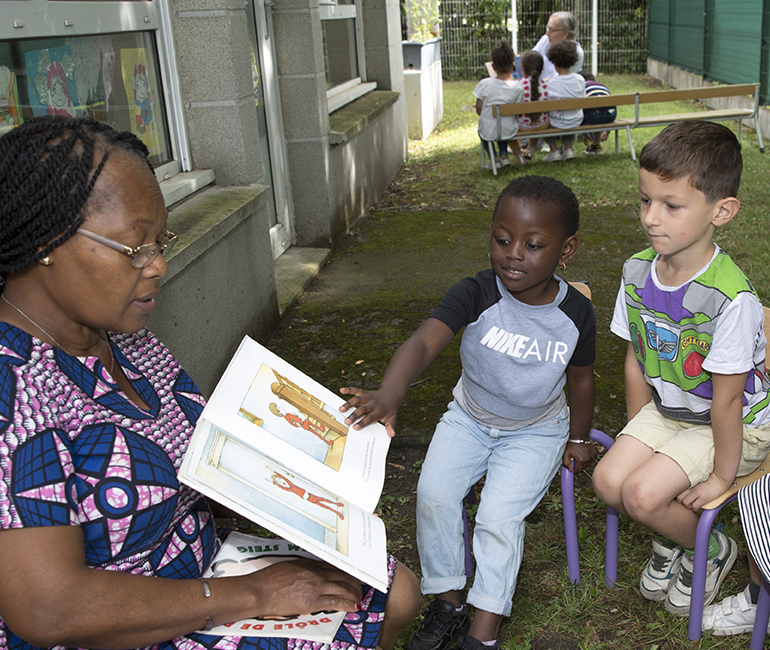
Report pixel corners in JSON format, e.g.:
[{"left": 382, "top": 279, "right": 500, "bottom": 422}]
[
  {"left": 543, "top": 150, "right": 563, "bottom": 162},
  {"left": 563, "top": 148, "right": 575, "bottom": 160},
  {"left": 640, "top": 537, "right": 683, "bottom": 601},
  {"left": 499, "top": 155, "right": 511, "bottom": 167},
  {"left": 702, "top": 585, "right": 767, "bottom": 636},
  {"left": 665, "top": 530, "right": 738, "bottom": 616}
]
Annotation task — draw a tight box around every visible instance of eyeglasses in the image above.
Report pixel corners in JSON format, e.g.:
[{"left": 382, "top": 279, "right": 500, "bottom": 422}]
[
  {"left": 546, "top": 26, "right": 565, "bottom": 33},
  {"left": 77, "top": 228, "right": 177, "bottom": 268}
]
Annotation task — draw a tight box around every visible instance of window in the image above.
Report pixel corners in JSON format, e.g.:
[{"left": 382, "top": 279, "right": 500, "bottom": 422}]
[
  {"left": 319, "top": 0, "right": 376, "bottom": 112},
  {"left": 0, "top": 0, "right": 208, "bottom": 202}
]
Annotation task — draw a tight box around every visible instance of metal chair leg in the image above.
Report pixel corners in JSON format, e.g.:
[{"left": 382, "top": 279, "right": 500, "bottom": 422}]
[{"left": 750, "top": 576, "right": 770, "bottom": 650}]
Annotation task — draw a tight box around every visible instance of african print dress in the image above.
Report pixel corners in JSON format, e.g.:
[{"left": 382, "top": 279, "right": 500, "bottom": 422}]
[{"left": 0, "top": 323, "right": 393, "bottom": 650}]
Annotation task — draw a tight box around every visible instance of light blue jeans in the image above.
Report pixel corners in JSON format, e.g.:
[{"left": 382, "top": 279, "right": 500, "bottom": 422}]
[{"left": 416, "top": 400, "right": 569, "bottom": 615}]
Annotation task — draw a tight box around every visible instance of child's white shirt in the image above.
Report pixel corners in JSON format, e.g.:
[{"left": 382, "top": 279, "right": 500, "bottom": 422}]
[
  {"left": 544, "top": 73, "right": 585, "bottom": 129},
  {"left": 473, "top": 78, "right": 524, "bottom": 141}
]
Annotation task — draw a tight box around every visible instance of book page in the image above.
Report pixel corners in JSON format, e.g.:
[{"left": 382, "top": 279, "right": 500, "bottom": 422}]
[
  {"left": 180, "top": 419, "right": 389, "bottom": 591},
  {"left": 197, "top": 336, "right": 390, "bottom": 512}
]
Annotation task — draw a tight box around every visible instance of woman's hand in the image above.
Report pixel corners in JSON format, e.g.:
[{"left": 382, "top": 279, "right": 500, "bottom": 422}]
[
  {"left": 562, "top": 440, "right": 597, "bottom": 474},
  {"left": 339, "top": 387, "right": 400, "bottom": 436},
  {"left": 246, "top": 558, "right": 362, "bottom": 616}
]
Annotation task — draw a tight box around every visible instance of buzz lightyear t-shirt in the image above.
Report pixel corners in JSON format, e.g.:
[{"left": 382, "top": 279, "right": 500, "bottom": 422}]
[{"left": 611, "top": 245, "right": 770, "bottom": 426}]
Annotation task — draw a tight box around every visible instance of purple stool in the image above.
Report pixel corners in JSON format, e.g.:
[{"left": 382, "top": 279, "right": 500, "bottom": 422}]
[
  {"left": 462, "top": 428, "right": 615, "bottom": 584},
  {"left": 561, "top": 428, "right": 617, "bottom": 585},
  {"left": 596, "top": 451, "right": 770, "bottom": 643}
]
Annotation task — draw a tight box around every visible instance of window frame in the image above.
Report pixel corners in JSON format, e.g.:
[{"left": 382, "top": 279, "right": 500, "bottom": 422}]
[
  {"left": 319, "top": 0, "right": 376, "bottom": 113},
  {"left": 0, "top": 0, "right": 200, "bottom": 199}
]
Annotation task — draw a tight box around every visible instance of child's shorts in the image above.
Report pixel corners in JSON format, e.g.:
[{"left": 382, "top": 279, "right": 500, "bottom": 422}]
[{"left": 619, "top": 401, "right": 770, "bottom": 486}]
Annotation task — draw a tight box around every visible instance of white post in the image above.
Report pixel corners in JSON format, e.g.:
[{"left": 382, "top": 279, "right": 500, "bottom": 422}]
[
  {"left": 591, "top": 0, "right": 598, "bottom": 76},
  {"left": 511, "top": 0, "right": 518, "bottom": 55}
]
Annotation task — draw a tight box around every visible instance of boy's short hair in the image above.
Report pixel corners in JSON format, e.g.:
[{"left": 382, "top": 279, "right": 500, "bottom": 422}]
[
  {"left": 491, "top": 42, "right": 514, "bottom": 74},
  {"left": 492, "top": 175, "right": 579, "bottom": 237},
  {"left": 546, "top": 40, "right": 579, "bottom": 70},
  {"left": 639, "top": 120, "right": 742, "bottom": 202}
]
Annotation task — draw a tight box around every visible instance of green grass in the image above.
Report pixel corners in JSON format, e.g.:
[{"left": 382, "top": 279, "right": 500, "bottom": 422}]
[{"left": 264, "top": 74, "right": 770, "bottom": 650}]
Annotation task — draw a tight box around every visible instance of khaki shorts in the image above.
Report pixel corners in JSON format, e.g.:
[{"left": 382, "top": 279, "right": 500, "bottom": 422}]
[{"left": 619, "top": 401, "right": 770, "bottom": 487}]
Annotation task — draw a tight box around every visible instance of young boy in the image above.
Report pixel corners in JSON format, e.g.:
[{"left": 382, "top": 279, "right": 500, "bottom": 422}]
[
  {"left": 579, "top": 71, "right": 615, "bottom": 154},
  {"left": 340, "top": 175, "right": 596, "bottom": 650},
  {"left": 593, "top": 120, "right": 770, "bottom": 617}
]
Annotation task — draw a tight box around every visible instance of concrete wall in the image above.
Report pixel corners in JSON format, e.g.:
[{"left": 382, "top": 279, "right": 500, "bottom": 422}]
[
  {"left": 150, "top": 186, "right": 279, "bottom": 396},
  {"left": 404, "top": 60, "right": 443, "bottom": 140},
  {"left": 272, "top": 0, "right": 407, "bottom": 248},
  {"left": 153, "top": 0, "right": 279, "bottom": 395},
  {"left": 171, "top": 0, "right": 264, "bottom": 186},
  {"left": 142, "top": 0, "right": 407, "bottom": 392},
  {"left": 647, "top": 59, "right": 769, "bottom": 147},
  {"left": 328, "top": 97, "right": 407, "bottom": 240}
]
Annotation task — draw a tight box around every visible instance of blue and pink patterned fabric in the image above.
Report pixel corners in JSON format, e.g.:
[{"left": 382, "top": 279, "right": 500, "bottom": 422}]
[{"left": 0, "top": 323, "right": 392, "bottom": 650}]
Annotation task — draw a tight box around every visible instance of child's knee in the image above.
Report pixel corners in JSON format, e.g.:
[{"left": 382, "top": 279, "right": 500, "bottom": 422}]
[
  {"left": 592, "top": 456, "right": 622, "bottom": 503},
  {"left": 620, "top": 478, "right": 665, "bottom": 520}
]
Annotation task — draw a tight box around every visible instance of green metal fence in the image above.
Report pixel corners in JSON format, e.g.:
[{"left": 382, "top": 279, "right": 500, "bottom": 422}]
[
  {"left": 648, "top": 0, "right": 770, "bottom": 103},
  {"left": 432, "top": 0, "right": 648, "bottom": 81}
]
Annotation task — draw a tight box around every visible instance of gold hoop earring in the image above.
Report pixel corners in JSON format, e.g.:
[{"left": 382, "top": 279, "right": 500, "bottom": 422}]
[
  {"left": 559, "top": 261, "right": 567, "bottom": 271},
  {"left": 39, "top": 257, "right": 52, "bottom": 266}
]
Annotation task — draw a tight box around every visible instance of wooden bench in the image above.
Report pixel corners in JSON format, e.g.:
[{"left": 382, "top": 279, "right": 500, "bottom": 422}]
[{"left": 484, "top": 83, "right": 763, "bottom": 174}]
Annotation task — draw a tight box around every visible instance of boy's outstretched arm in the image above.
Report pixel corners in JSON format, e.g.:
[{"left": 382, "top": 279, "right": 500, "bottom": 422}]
[
  {"left": 562, "top": 363, "right": 597, "bottom": 473},
  {"left": 339, "top": 318, "right": 455, "bottom": 436},
  {"left": 677, "top": 371, "right": 747, "bottom": 511},
  {"left": 624, "top": 341, "right": 652, "bottom": 420}
]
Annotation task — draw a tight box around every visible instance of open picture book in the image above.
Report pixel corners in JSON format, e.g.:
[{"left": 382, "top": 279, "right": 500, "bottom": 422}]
[
  {"left": 199, "top": 532, "right": 347, "bottom": 641},
  {"left": 179, "top": 335, "right": 392, "bottom": 592}
]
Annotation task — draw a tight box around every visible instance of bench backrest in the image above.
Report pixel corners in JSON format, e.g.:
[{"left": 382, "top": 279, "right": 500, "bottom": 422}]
[
  {"left": 496, "top": 93, "right": 633, "bottom": 117},
  {"left": 493, "top": 83, "right": 759, "bottom": 118}
]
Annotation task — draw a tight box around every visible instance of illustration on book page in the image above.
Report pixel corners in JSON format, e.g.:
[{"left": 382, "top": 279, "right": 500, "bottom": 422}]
[
  {"left": 203, "top": 425, "right": 350, "bottom": 556},
  {"left": 238, "top": 363, "right": 349, "bottom": 471}
]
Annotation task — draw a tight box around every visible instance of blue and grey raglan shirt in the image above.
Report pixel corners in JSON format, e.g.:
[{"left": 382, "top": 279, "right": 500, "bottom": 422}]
[
  {"left": 611, "top": 245, "right": 770, "bottom": 426},
  {"left": 430, "top": 269, "right": 596, "bottom": 427}
]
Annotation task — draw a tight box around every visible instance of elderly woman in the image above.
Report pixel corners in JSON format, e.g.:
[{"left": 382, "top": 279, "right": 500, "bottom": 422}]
[
  {"left": 0, "top": 116, "right": 419, "bottom": 650},
  {"left": 532, "top": 11, "right": 584, "bottom": 81}
]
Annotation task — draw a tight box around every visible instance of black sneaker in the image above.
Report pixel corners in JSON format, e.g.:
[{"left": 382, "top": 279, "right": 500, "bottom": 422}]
[
  {"left": 406, "top": 599, "right": 470, "bottom": 650},
  {"left": 448, "top": 635, "right": 501, "bottom": 650}
]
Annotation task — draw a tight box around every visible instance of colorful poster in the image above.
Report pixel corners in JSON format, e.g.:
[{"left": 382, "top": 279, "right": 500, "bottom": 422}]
[
  {"left": 0, "top": 66, "right": 23, "bottom": 135},
  {"left": 120, "top": 48, "right": 163, "bottom": 156},
  {"left": 25, "top": 46, "right": 81, "bottom": 118}
]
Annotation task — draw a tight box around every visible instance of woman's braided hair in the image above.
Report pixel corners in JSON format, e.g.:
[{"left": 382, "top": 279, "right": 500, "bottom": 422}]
[{"left": 0, "top": 115, "right": 151, "bottom": 291}]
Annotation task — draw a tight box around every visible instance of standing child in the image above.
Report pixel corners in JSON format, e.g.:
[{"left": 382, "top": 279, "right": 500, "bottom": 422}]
[
  {"left": 593, "top": 121, "right": 770, "bottom": 617},
  {"left": 579, "top": 72, "right": 616, "bottom": 154},
  {"left": 542, "top": 40, "right": 585, "bottom": 162},
  {"left": 514, "top": 50, "right": 549, "bottom": 163},
  {"left": 473, "top": 42, "right": 523, "bottom": 168},
  {"left": 339, "top": 175, "right": 597, "bottom": 650}
]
